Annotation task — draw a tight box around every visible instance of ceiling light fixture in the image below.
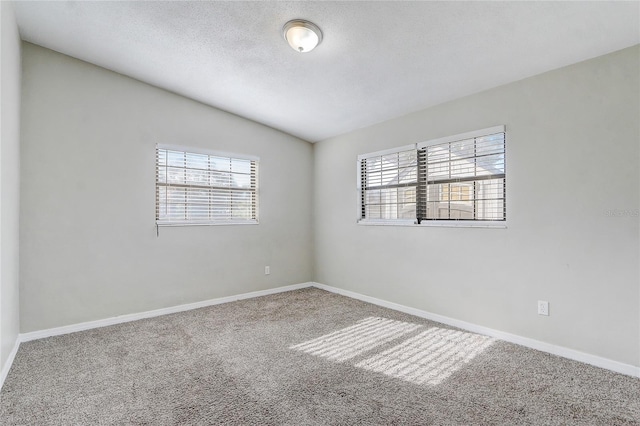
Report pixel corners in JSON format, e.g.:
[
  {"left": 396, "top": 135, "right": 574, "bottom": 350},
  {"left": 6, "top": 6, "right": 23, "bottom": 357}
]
[{"left": 282, "top": 19, "right": 322, "bottom": 53}]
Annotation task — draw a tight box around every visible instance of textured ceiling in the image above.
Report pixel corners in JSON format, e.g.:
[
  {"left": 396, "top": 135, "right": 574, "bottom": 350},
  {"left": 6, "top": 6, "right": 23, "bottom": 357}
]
[{"left": 13, "top": 1, "right": 640, "bottom": 142}]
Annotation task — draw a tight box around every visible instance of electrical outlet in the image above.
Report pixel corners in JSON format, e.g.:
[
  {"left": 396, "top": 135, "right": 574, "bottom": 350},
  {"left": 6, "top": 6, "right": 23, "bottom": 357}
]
[
  {"left": 265, "top": 266, "right": 270, "bottom": 275},
  {"left": 537, "top": 300, "right": 549, "bottom": 316}
]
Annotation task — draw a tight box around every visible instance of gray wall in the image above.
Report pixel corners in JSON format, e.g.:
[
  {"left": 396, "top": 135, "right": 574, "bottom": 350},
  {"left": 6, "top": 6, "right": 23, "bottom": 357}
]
[
  {"left": 16, "top": 39, "right": 640, "bottom": 369},
  {"left": 20, "top": 43, "right": 313, "bottom": 332},
  {"left": 0, "top": 1, "right": 21, "bottom": 370},
  {"left": 313, "top": 46, "right": 640, "bottom": 367}
]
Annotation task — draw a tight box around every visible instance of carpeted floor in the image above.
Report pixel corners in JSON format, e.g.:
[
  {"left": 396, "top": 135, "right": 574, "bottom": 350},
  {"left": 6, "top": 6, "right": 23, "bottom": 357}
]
[{"left": 1, "top": 288, "right": 639, "bottom": 425}]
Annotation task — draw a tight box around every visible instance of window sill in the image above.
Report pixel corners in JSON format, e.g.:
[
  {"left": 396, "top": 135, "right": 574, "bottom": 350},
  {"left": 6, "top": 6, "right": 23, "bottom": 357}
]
[
  {"left": 157, "top": 220, "right": 258, "bottom": 227},
  {"left": 418, "top": 220, "right": 506, "bottom": 229},
  {"left": 357, "top": 220, "right": 506, "bottom": 229},
  {"left": 357, "top": 219, "right": 417, "bottom": 227}
]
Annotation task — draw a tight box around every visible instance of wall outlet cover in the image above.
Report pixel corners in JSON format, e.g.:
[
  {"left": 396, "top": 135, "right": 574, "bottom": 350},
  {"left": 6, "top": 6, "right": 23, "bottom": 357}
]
[{"left": 538, "top": 300, "right": 549, "bottom": 316}]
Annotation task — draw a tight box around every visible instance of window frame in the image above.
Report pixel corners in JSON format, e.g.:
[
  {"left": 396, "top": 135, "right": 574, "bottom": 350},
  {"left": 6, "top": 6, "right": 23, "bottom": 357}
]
[
  {"left": 357, "top": 126, "right": 507, "bottom": 228},
  {"left": 356, "top": 144, "right": 418, "bottom": 226},
  {"left": 155, "top": 144, "right": 259, "bottom": 227}
]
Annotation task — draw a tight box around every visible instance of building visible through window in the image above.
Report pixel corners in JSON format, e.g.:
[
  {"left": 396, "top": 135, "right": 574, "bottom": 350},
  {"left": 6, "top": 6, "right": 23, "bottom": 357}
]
[{"left": 358, "top": 126, "right": 505, "bottom": 225}]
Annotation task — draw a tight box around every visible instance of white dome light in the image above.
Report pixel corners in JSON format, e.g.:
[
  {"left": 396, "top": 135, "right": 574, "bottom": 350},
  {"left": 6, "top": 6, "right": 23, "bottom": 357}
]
[{"left": 283, "top": 20, "right": 322, "bottom": 53}]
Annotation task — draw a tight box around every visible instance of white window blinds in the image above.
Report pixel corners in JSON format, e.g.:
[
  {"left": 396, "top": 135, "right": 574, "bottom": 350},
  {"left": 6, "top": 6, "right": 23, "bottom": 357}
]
[
  {"left": 357, "top": 126, "right": 506, "bottom": 225},
  {"left": 358, "top": 145, "right": 418, "bottom": 223},
  {"left": 156, "top": 145, "right": 258, "bottom": 226},
  {"left": 417, "top": 126, "right": 505, "bottom": 222}
]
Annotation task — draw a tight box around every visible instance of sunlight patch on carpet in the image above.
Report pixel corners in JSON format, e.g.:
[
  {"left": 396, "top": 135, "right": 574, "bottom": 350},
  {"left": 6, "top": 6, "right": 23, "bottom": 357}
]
[
  {"left": 290, "top": 317, "right": 420, "bottom": 362},
  {"left": 355, "top": 327, "right": 495, "bottom": 385},
  {"left": 291, "top": 318, "right": 494, "bottom": 386}
]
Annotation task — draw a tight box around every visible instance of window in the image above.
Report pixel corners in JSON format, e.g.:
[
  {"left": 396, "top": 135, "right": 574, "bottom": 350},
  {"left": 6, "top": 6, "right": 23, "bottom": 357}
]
[
  {"left": 357, "top": 126, "right": 505, "bottom": 226},
  {"left": 358, "top": 145, "right": 418, "bottom": 224},
  {"left": 156, "top": 145, "right": 258, "bottom": 226}
]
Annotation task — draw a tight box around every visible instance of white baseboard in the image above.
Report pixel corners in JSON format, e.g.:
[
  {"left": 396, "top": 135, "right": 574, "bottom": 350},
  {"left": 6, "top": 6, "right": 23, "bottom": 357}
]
[
  {"left": 0, "top": 337, "right": 21, "bottom": 391},
  {"left": 20, "top": 282, "right": 313, "bottom": 342},
  {"left": 311, "top": 282, "right": 640, "bottom": 379}
]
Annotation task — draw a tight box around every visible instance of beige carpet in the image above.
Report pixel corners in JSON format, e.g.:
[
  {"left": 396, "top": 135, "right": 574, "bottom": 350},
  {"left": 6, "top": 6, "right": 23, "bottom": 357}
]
[{"left": 1, "top": 288, "right": 639, "bottom": 425}]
